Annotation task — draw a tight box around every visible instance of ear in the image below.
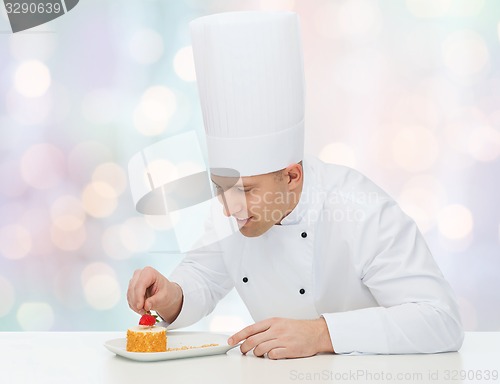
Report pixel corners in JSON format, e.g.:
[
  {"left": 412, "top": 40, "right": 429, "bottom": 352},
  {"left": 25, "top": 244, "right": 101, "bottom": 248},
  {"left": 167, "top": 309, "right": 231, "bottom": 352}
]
[{"left": 284, "top": 163, "right": 303, "bottom": 191}]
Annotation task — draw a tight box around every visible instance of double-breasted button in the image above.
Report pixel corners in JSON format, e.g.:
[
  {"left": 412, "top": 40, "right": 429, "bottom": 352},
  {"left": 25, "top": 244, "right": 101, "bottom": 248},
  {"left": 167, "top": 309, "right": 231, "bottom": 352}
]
[
  {"left": 242, "top": 277, "right": 248, "bottom": 283},
  {"left": 299, "top": 288, "right": 305, "bottom": 295},
  {"left": 301, "top": 232, "right": 307, "bottom": 238}
]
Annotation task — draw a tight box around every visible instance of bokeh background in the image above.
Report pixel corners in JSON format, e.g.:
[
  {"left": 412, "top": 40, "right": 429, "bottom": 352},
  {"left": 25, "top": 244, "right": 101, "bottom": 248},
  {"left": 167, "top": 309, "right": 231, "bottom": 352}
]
[{"left": 0, "top": 0, "right": 499, "bottom": 332}]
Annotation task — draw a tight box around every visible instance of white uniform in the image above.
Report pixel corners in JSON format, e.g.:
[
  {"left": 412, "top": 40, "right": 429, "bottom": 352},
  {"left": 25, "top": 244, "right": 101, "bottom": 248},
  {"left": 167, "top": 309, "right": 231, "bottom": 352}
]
[{"left": 168, "top": 156, "right": 464, "bottom": 354}]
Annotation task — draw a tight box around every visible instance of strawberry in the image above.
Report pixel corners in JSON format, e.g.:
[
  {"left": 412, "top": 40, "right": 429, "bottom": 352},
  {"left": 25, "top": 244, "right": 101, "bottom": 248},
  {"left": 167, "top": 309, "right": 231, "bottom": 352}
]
[{"left": 139, "top": 311, "right": 159, "bottom": 326}]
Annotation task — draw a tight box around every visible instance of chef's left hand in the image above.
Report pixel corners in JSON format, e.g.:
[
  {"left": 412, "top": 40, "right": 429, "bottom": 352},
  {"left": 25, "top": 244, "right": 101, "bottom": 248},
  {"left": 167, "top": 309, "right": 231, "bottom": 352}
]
[{"left": 228, "top": 317, "right": 334, "bottom": 359}]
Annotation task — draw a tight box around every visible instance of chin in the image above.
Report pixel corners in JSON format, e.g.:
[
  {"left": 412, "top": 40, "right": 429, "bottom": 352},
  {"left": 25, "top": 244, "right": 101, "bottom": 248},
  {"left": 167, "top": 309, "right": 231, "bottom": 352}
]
[
  {"left": 238, "top": 223, "right": 272, "bottom": 238},
  {"left": 238, "top": 228, "right": 261, "bottom": 238}
]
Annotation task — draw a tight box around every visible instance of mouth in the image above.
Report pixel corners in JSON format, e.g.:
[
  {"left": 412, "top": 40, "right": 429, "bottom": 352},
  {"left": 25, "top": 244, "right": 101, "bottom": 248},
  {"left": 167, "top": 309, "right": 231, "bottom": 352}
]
[{"left": 234, "top": 216, "right": 252, "bottom": 227}]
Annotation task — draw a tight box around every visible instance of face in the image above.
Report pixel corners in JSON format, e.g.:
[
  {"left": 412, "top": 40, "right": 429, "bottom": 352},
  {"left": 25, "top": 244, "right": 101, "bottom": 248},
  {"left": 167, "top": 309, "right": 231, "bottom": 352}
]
[{"left": 211, "top": 164, "right": 302, "bottom": 237}]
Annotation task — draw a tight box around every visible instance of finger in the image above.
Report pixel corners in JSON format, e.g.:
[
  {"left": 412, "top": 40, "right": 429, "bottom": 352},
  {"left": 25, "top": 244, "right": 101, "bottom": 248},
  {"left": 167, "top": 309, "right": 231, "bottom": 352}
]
[
  {"left": 228, "top": 319, "right": 272, "bottom": 346},
  {"left": 127, "top": 269, "right": 143, "bottom": 313},
  {"left": 239, "top": 331, "right": 275, "bottom": 355},
  {"left": 127, "top": 269, "right": 141, "bottom": 302},
  {"left": 267, "top": 347, "right": 288, "bottom": 360},
  {"left": 144, "top": 292, "right": 156, "bottom": 313},
  {"left": 132, "top": 267, "right": 157, "bottom": 311},
  {"left": 252, "top": 339, "right": 283, "bottom": 358}
]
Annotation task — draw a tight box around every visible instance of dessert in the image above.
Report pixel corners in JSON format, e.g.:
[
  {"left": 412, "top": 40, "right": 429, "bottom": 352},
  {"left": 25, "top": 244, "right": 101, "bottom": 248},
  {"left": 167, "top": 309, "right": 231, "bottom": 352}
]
[
  {"left": 138, "top": 312, "right": 157, "bottom": 327},
  {"left": 126, "top": 312, "right": 167, "bottom": 352}
]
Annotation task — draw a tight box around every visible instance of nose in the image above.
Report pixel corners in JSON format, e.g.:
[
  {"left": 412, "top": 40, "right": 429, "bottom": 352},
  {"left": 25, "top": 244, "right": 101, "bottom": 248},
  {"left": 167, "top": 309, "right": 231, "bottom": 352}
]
[{"left": 219, "top": 190, "right": 246, "bottom": 217}]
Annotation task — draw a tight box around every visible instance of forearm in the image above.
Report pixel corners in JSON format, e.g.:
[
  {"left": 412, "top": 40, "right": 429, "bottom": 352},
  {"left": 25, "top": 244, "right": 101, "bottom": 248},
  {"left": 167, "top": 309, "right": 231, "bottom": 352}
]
[
  {"left": 323, "top": 302, "right": 464, "bottom": 354},
  {"left": 166, "top": 261, "right": 234, "bottom": 329}
]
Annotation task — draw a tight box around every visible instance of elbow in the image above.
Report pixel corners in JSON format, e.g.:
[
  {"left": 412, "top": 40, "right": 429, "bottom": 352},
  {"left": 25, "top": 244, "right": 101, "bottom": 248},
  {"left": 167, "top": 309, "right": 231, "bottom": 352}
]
[
  {"left": 411, "top": 302, "right": 465, "bottom": 353},
  {"left": 431, "top": 304, "right": 465, "bottom": 353},
  {"left": 443, "top": 300, "right": 465, "bottom": 352},
  {"left": 446, "top": 320, "right": 464, "bottom": 352}
]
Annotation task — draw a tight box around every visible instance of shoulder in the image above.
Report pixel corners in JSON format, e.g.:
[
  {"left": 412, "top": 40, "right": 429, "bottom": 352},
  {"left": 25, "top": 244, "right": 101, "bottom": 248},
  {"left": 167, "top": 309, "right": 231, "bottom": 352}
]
[{"left": 304, "top": 155, "right": 395, "bottom": 210}]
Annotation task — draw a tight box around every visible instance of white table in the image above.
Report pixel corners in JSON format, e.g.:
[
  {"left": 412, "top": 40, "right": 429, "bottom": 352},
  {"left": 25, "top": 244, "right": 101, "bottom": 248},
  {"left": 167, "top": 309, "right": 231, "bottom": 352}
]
[{"left": 0, "top": 332, "right": 498, "bottom": 384}]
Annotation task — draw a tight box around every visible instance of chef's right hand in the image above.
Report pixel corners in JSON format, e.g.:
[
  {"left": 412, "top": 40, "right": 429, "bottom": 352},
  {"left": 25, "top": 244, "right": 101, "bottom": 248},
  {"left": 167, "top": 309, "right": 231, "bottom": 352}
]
[{"left": 127, "top": 266, "right": 184, "bottom": 324}]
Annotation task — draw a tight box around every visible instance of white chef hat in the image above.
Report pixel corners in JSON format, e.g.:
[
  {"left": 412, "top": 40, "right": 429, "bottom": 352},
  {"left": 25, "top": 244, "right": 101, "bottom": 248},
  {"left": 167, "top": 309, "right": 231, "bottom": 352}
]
[{"left": 190, "top": 11, "right": 305, "bottom": 177}]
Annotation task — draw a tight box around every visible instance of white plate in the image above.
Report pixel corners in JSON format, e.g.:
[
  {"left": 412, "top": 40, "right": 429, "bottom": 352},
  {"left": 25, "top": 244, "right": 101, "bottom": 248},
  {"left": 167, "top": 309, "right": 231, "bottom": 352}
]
[{"left": 104, "top": 331, "right": 239, "bottom": 362}]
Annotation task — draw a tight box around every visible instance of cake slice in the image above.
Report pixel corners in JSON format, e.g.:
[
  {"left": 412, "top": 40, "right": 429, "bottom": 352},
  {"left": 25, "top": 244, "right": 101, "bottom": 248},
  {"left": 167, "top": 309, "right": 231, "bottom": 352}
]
[
  {"left": 126, "top": 325, "right": 167, "bottom": 352},
  {"left": 126, "top": 311, "right": 167, "bottom": 352}
]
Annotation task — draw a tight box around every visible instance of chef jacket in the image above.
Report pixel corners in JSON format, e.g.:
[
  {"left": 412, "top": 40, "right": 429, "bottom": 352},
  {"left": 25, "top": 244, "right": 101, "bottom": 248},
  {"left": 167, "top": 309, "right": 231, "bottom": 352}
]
[{"left": 168, "top": 156, "right": 464, "bottom": 354}]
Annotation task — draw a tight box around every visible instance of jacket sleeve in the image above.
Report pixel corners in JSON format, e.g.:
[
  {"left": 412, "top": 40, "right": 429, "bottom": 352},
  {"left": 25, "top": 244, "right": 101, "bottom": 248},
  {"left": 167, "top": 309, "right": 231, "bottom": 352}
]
[
  {"left": 166, "top": 240, "right": 234, "bottom": 329},
  {"left": 322, "top": 200, "right": 464, "bottom": 354}
]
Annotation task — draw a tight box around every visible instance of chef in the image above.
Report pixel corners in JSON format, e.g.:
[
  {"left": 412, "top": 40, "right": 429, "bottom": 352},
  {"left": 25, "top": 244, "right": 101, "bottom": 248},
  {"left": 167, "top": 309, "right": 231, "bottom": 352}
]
[{"left": 127, "top": 11, "right": 464, "bottom": 358}]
